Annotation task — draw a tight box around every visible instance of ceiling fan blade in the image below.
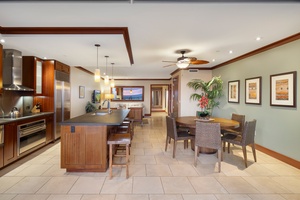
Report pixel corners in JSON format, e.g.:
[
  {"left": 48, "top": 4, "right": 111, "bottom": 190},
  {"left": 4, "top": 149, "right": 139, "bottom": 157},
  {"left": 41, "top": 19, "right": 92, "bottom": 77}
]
[
  {"left": 190, "top": 60, "right": 209, "bottom": 65},
  {"left": 162, "top": 63, "right": 176, "bottom": 68},
  {"left": 188, "top": 57, "right": 197, "bottom": 61}
]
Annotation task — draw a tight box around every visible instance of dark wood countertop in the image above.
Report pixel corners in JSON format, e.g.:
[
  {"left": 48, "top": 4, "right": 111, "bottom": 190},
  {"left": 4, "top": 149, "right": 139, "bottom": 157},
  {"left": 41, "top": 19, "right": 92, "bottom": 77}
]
[{"left": 60, "top": 109, "right": 130, "bottom": 126}]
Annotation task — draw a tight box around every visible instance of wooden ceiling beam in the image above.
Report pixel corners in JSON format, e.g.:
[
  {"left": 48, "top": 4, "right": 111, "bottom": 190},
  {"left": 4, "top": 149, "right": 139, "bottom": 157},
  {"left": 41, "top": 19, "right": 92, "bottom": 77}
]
[{"left": 0, "top": 26, "right": 134, "bottom": 65}]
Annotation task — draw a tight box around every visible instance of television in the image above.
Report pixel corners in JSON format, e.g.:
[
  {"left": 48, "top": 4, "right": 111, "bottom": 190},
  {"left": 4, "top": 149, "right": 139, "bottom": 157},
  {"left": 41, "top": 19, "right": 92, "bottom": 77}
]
[{"left": 92, "top": 90, "right": 101, "bottom": 103}]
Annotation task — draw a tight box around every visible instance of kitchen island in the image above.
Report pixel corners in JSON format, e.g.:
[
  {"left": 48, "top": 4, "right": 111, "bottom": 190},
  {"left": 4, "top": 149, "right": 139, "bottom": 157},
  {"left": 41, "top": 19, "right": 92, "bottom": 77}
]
[{"left": 60, "top": 109, "right": 130, "bottom": 172}]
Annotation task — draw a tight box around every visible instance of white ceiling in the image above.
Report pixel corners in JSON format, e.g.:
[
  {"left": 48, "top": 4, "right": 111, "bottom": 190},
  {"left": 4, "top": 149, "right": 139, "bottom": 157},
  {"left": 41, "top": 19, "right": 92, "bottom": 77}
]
[{"left": 0, "top": 1, "right": 300, "bottom": 79}]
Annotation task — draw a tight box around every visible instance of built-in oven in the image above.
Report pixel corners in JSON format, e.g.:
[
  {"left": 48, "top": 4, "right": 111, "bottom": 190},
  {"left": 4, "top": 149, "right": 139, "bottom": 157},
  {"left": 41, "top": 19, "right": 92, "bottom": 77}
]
[{"left": 17, "top": 119, "right": 46, "bottom": 156}]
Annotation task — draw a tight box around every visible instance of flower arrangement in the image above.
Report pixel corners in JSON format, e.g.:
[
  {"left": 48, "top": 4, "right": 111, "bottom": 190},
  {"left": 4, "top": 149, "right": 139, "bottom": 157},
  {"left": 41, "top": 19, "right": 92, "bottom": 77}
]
[
  {"left": 197, "top": 95, "right": 209, "bottom": 118},
  {"left": 187, "top": 76, "right": 223, "bottom": 117},
  {"left": 199, "top": 95, "right": 209, "bottom": 110}
]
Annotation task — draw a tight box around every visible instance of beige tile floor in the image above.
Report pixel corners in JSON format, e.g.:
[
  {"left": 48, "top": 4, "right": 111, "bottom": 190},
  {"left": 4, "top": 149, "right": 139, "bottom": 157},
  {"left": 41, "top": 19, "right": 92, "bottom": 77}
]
[{"left": 0, "top": 112, "right": 300, "bottom": 200}]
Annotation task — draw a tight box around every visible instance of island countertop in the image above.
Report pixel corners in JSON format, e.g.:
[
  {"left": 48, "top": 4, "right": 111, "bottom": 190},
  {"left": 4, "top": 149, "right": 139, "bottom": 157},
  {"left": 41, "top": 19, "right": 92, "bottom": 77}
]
[
  {"left": 60, "top": 108, "right": 130, "bottom": 172},
  {"left": 60, "top": 109, "right": 130, "bottom": 126}
]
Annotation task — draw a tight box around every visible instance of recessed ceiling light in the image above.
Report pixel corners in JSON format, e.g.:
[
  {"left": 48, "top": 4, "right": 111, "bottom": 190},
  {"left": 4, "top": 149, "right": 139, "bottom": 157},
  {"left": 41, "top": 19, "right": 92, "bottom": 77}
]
[
  {"left": 0, "top": 39, "right": 5, "bottom": 43},
  {"left": 256, "top": 37, "right": 262, "bottom": 41},
  {"left": 229, "top": 50, "right": 233, "bottom": 54},
  {"left": 43, "top": 57, "right": 47, "bottom": 59},
  {"left": 212, "top": 59, "right": 216, "bottom": 62}
]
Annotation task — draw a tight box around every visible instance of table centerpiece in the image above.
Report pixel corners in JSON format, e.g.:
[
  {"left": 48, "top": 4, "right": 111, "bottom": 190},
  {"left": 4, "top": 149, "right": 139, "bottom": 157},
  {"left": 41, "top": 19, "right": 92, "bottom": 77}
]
[{"left": 187, "top": 76, "right": 223, "bottom": 119}]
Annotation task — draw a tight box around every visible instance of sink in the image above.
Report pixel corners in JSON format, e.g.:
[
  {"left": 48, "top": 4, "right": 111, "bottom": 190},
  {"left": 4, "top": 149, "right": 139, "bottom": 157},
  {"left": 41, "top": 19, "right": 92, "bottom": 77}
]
[{"left": 91, "top": 112, "right": 108, "bottom": 116}]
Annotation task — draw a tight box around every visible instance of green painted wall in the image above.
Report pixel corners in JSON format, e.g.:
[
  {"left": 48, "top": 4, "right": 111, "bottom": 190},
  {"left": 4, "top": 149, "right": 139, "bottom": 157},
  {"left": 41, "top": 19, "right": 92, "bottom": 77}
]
[{"left": 212, "top": 39, "right": 300, "bottom": 161}]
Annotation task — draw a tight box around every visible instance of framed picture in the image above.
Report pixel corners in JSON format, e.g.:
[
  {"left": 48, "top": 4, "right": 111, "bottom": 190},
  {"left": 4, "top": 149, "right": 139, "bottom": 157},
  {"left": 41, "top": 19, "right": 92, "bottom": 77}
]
[
  {"left": 270, "top": 71, "right": 297, "bottom": 107},
  {"left": 245, "top": 76, "right": 262, "bottom": 105},
  {"left": 79, "top": 86, "right": 85, "bottom": 98},
  {"left": 228, "top": 80, "right": 240, "bottom": 103}
]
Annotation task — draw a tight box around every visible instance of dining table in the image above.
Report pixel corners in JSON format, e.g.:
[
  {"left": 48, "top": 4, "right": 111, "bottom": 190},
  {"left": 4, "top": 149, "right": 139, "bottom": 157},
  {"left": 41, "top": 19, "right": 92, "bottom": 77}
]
[{"left": 176, "top": 116, "right": 239, "bottom": 154}]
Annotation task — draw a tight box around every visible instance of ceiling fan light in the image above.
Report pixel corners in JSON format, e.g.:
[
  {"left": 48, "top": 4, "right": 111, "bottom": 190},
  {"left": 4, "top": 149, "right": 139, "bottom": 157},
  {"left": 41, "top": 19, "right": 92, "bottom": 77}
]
[
  {"left": 94, "top": 68, "right": 101, "bottom": 82},
  {"left": 176, "top": 60, "right": 190, "bottom": 69}
]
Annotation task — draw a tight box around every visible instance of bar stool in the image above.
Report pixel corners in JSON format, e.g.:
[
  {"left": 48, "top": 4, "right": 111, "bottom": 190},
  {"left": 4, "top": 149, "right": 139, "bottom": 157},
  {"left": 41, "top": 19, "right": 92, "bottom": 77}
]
[
  {"left": 122, "top": 117, "right": 135, "bottom": 139},
  {"left": 114, "top": 118, "right": 134, "bottom": 140},
  {"left": 107, "top": 133, "right": 131, "bottom": 179}
]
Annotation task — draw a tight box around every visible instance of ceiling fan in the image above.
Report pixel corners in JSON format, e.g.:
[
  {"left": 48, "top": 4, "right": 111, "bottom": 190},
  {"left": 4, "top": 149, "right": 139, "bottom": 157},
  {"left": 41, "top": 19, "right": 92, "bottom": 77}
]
[{"left": 162, "top": 50, "right": 209, "bottom": 68}]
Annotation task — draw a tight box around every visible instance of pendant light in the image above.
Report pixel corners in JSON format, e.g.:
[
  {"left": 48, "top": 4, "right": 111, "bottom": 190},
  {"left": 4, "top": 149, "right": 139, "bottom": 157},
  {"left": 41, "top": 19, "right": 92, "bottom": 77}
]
[
  {"left": 110, "top": 63, "right": 115, "bottom": 88},
  {"left": 94, "top": 44, "right": 101, "bottom": 82},
  {"left": 104, "top": 55, "right": 109, "bottom": 85}
]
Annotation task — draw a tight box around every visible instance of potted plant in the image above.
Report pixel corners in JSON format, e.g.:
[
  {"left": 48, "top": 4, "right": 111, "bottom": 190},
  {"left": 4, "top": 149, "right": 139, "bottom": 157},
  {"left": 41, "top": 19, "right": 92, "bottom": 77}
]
[{"left": 187, "top": 76, "right": 223, "bottom": 117}]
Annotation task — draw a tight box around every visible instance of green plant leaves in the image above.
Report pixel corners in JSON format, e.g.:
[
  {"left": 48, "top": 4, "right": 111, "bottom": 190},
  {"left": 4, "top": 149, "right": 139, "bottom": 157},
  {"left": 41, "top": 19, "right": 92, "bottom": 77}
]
[{"left": 187, "top": 76, "right": 223, "bottom": 111}]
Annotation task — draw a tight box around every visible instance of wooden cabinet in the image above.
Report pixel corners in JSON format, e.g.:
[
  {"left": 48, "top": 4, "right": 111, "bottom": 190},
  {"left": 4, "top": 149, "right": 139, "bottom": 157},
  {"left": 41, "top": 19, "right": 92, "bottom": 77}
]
[
  {"left": 46, "top": 114, "right": 54, "bottom": 143},
  {"left": 0, "top": 144, "right": 3, "bottom": 168},
  {"left": 61, "top": 125, "right": 108, "bottom": 172},
  {"left": 55, "top": 60, "right": 70, "bottom": 74},
  {"left": 2, "top": 114, "right": 54, "bottom": 167},
  {"left": 22, "top": 56, "right": 44, "bottom": 95},
  {"left": 3, "top": 122, "right": 17, "bottom": 166},
  {"left": 0, "top": 125, "right": 3, "bottom": 168},
  {"left": 0, "top": 44, "right": 3, "bottom": 92},
  {"left": 128, "top": 107, "right": 143, "bottom": 125}
]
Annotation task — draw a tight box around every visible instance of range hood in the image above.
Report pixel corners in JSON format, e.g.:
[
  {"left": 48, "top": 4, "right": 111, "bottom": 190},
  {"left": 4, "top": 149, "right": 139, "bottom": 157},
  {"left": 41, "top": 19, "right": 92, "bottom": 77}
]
[{"left": 2, "top": 49, "right": 34, "bottom": 91}]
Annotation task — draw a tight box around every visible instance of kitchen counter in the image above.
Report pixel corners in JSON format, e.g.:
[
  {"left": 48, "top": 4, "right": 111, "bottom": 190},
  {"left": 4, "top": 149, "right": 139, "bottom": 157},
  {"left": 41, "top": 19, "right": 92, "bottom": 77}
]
[
  {"left": 0, "top": 112, "right": 54, "bottom": 125},
  {"left": 60, "top": 109, "right": 130, "bottom": 126},
  {"left": 60, "top": 109, "right": 130, "bottom": 172}
]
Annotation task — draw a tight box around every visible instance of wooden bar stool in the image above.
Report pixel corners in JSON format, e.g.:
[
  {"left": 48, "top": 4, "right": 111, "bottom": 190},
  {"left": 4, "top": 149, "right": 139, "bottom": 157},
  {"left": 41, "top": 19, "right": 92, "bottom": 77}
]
[{"left": 107, "top": 133, "right": 131, "bottom": 179}]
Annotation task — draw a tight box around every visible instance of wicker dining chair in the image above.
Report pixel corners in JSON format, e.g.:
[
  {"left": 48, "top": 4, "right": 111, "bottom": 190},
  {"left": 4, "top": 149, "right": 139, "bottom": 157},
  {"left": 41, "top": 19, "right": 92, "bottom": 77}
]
[
  {"left": 169, "top": 113, "right": 190, "bottom": 133},
  {"left": 222, "top": 113, "right": 245, "bottom": 151},
  {"left": 165, "top": 116, "right": 195, "bottom": 158},
  {"left": 222, "top": 119, "right": 257, "bottom": 168},
  {"left": 194, "top": 121, "right": 222, "bottom": 173}
]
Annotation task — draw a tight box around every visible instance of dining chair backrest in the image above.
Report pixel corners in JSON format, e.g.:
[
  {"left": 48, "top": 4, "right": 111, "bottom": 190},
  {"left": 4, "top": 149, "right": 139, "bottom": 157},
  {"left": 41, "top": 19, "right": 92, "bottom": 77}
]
[
  {"left": 232, "top": 113, "right": 245, "bottom": 133},
  {"left": 241, "top": 119, "right": 257, "bottom": 145},
  {"left": 166, "top": 116, "right": 177, "bottom": 140},
  {"left": 195, "top": 121, "right": 221, "bottom": 150}
]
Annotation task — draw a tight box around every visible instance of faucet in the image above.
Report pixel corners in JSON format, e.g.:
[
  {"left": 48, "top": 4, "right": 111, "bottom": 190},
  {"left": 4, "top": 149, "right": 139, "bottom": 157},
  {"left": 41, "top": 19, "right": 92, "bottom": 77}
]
[{"left": 102, "top": 99, "right": 112, "bottom": 113}]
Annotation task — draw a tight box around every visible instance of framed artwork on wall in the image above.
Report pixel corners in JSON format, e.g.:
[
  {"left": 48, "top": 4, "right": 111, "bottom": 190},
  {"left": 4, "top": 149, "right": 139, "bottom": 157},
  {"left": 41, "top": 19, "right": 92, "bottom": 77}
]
[
  {"left": 270, "top": 71, "right": 297, "bottom": 107},
  {"left": 228, "top": 80, "right": 240, "bottom": 103},
  {"left": 245, "top": 76, "right": 262, "bottom": 105},
  {"left": 79, "top": 86, "right": 85, "bottom": 98}
]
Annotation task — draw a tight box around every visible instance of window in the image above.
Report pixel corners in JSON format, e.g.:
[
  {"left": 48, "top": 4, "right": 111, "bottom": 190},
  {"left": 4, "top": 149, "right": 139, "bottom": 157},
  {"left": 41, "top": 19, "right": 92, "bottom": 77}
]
[{"left": 111, "top": 86, "right": 144, "bottom": 101}]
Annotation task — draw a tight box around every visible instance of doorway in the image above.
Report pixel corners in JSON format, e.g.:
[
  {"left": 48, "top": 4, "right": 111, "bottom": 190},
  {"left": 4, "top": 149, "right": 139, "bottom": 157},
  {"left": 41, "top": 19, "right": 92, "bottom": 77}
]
[{"left": 150, "top": 84, "right": 170, "bottom": 114}]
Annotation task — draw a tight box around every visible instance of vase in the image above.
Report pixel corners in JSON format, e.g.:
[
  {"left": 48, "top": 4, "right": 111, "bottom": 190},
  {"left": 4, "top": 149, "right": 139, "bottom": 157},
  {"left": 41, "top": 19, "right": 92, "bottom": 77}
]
[{"left": 196, "top": 111, "right": 209, "bottom": 119}]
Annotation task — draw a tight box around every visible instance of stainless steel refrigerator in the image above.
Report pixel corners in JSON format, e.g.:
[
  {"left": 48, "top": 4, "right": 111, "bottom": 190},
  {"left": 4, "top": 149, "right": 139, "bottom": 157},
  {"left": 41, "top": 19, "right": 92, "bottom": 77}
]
[{"left": 54, "top": 70, "right": 70, "bottom": 140}]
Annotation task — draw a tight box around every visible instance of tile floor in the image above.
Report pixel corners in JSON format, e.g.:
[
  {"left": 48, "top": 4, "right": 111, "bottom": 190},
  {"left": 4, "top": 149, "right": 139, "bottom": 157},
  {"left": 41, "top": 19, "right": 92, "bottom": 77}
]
[{"left": 0, "top": 112, "right": 300, "bottom": 200}]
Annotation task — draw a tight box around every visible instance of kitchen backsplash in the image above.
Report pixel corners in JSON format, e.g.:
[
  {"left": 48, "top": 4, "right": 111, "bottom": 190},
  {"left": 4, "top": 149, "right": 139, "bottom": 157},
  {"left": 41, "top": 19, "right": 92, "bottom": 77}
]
[{"left": 0, "top": 91, "right": 33, "bottom": 115}]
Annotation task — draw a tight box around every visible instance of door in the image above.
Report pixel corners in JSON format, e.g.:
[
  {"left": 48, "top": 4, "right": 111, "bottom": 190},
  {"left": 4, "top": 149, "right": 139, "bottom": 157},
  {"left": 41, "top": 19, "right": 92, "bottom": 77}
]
[
  {"left": 172, "top": 76, "right": 179, "bottom": 118},
  {"left": 152, "top": 88, "right": 162, "bottom": 109}
]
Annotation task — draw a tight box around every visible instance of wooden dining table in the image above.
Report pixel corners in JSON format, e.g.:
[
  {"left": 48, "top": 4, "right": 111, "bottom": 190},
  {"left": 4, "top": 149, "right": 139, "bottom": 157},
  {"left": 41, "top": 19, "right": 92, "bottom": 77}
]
[{"left": 176, "top": 116, "right": 239, "bottom": 153}]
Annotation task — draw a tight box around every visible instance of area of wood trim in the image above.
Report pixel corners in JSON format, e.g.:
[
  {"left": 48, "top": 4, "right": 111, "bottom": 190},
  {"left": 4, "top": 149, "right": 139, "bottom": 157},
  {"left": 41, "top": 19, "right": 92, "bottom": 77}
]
[
  {"left": 75, "top": 66, "right": 94, "bottom": 76},
  {"left": 212, "top": 32, "right": 300, "bottom": 69},
  {"left": 74, "top": 66, "right": 171, "bottom": 81},
  {"left": 0, "top": 26, "right": 134, "bottom": 65},
  {"left": 114, "top": 78, "right": 171, "bottom": 81},
  {"left": 256, "top": 144, "right": 300, "bottom": 169}
]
